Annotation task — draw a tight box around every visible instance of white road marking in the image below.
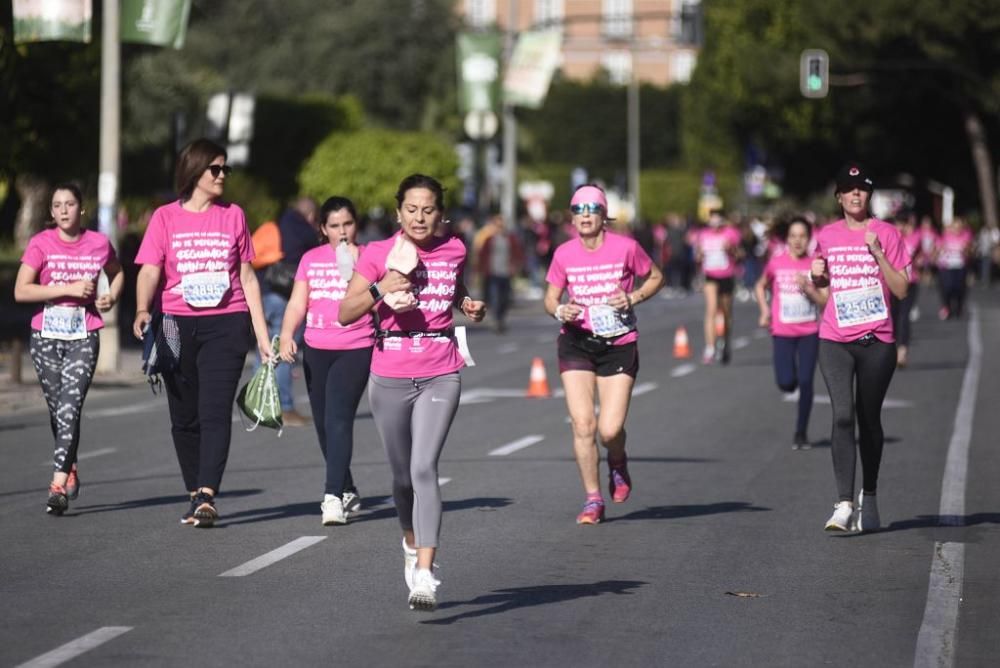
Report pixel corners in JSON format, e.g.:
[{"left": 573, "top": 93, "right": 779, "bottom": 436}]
[
  {"left": 914, "top": 542, "right": 966, "bottom": 668},
  {"left": 15, "top": 626, "right": 133, "bottom": 668},
  {"left": 460, "top": 387, "right": 538, "bottom": 405},
  {"left": 914, "top": 306, "right": 981, "bottom": 667},
  {"left": 632, "top": 382, "right": 658, "bottom": 396},
  {"left": 670, "top": 363, "right": 696, "bottom": 378},
  {"left": 219, "top": 536, "right": 327, "bottom": 577},
  {"left": 85, "top": 400, "right": 161, "bottom": 418},
  {"left": 438, "top": 477, "right": 452, "bottom": 486},
  {"left": 41, "top": 447, "right": 116, "bottom": 467},
  {"left": 784, "top": 394, "right": 913, "bottom": 408},
  {"left": 732, "top": 336, "right": 750, "bottom": 350},
  {"left": 489, "top": 435, "right": 544, "bottom": 456}
]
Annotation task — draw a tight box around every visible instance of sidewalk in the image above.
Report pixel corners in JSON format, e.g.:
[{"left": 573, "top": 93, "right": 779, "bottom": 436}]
[{"left": 0, "top": 344, "right": 148, "bottom": 417}]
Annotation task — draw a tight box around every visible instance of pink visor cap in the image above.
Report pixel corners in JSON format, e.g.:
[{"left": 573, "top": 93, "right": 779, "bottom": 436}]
[{"left": 570, "top": 186, "right": 608, "bottom": 211}]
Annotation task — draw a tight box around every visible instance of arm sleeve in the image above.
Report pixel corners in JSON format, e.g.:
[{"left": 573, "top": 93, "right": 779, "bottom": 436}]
[
  {"left": 134, "top": 212, "right": 167, "bottom": 266},
  {"left": 20, "top": 237, "right": 43, "bottom": 270},
  {"left": 235, "top": 207, "right": 255, "bottom": 263},
  {"left": 545, "top": 250, "right": 566, "bottom": 288}
]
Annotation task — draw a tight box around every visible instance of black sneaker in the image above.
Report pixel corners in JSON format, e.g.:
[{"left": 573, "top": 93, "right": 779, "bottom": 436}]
[
  {"left": 192, "top": 491, "right": 218, "bottom": 528},
  {"left": 793, "top": 432, "right": 811, "bottom": 450},
  {"left": 47, "top": 483, "right": 69, "bottom": 516},
  {"left": 180, "top": 493, "right": 199, "bottom": 525}
]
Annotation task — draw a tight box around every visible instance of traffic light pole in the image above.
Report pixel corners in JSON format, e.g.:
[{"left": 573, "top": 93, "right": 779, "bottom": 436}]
[
  {"left": 97, "top": 0, "right": 121, "bottom": 373},
  {"left": 500, "top": 1, "right": 518, "bottom": 227}
]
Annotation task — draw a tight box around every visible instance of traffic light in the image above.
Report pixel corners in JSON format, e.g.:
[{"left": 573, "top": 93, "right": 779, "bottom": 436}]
[{"left": 800, "top": 49, "right": 829, "bottom": 98}]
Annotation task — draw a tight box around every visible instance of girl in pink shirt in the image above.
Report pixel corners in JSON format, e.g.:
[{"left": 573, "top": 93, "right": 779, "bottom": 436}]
[
  {"left": 754, "top": 217, "right": 822, "bottom": 449},
  {"left": 544, "top": 184, "right": 664, "bottom": 526},
  {"left": 15, "top": 183, "right": 124, "bottom": 515},
  {"left": 810, "top": 163, "right": 910, "bottom": 534},
  {"left": 890, "top": 214, "right": 923, "bottom": 366},
  {"left": 934, "top": 217, "right": 974, "bottom": 319},
  {"left": 279, "top": 197, "right": 374, "bottom": 526},
  {"left": 690, "top": 210, "right": 743, "bottom": 363},
  {"left": 132, "top": 139, "right": 271, "bottom": 528},
  {"left": 339, "top": 174, "right": 486, "bottom": 612}
]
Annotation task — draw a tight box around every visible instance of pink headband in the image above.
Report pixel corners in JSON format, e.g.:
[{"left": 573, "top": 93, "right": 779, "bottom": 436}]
[{"left": 570, "top": 186, "right": 608, "bottom": 211}]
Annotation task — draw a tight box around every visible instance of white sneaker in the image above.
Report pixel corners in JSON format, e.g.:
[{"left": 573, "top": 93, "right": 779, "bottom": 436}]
[
  {"left": 824, "top": 501, "right": 854, "bottom": 531},
  {"left": 321, "top": 495, "right": 346, "bottom": 526},
  {"left": 853, "top": 491, "right": 881, "bottom": 532},
  {"left": 402, "top": 538, "right": 417, "bottom": 591},
  {"left": 342, "top": 490, "right": 361, "bottom": 515},
  {"left": 408, "top": 568, "right": 440, "bottom": 611}
]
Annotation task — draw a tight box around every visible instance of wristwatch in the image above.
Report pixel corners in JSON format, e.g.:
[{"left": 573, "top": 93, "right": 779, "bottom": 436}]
[{"left": 368, "top": 281, "right": 383, "bottom": 302}]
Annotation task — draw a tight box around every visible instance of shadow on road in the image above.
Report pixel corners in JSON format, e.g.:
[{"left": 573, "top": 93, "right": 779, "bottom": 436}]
[
  {"left": 221, "top": 496, "right": 513, "bottom": 526},
  {"left": 421, "top": 579, "right": 647, "bottom": 625},
  {"left": 615, "top": 501, "right": 770, "bottom": 522},
  {"left": 72, "top": 488, "right": 264, "bottom": 516}
]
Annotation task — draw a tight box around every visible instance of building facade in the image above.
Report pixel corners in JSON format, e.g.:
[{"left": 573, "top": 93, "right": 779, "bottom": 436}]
[{"left": 457, "top": 0, "right": 701, "bottom": 86}]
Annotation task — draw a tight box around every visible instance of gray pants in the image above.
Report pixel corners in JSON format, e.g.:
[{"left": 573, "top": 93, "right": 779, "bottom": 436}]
[
  {"left": 29, "top": 331, "right": 100, "bottom": 472},
  {"left": 818, "top": 339, "right": 896, "bottom": 501},
  {"left": 368, "top": 372, "right": 461, "bottom": 548}
]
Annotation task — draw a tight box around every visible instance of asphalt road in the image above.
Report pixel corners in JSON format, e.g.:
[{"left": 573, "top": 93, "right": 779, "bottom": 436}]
[{"left": 2, "top": 288, "right": 998, "bottom": 667}]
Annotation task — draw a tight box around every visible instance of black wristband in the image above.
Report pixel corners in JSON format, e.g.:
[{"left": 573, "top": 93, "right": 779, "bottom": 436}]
[{"left": 368, "top": 282, "right": 383, "bottom": 302}]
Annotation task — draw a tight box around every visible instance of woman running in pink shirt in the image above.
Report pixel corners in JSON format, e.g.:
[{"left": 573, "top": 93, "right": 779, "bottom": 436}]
[{"left": 544, "top": 184, "right": 664, "bottom": 525}]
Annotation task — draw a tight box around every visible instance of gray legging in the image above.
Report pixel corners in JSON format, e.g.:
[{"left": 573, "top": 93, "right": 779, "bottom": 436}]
[
  {"left": 368, "top": 372, "right": 461, "bottom": 548},
  {"left": 818, "top": 339, "right": 896, "bottom": 502},
  {"left": 29, "top": 331, "right": 100, "bottom": 472}
]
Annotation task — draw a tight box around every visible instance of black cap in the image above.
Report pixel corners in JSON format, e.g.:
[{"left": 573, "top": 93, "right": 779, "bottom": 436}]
[{"left": 835, "top": 162, "right": 874, "bottom": 193}]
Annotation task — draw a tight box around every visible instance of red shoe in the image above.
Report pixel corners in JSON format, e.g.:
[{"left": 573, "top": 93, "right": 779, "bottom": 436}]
[
  {"left": 576, "top": 498, "right": 605, "bottom": 525},
  {"left": 608, "top": 458, "right": 632, "bottom": 503},
  {"left": 47, "top": 483, "right": 69, "bottom": 515},
  {"left": 66, "top": 465, "right": 80, "bottom": 501}
]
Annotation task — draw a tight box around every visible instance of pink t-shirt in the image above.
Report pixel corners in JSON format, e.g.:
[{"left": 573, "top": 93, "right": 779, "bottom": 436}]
[
  {"left": 134, "top": 201, "right": 254, "bottom": 316},
  {"left": 692, "top": 226, "right": 742, "bottom": 278},
  {"left": 762, "top": 253, "right": 819, "bottom": 338},
  {"left": 936, "top": 228, "right": 973, "bottom": 269},
  {"left": 815, "top": 219, "right": 909, "bottom": 343},
  {"left": 21, "top": 228, "right": 117, "bottom": 332},
  {"left": 546, "top": 231, "right": 653, "bottom": 346},
  {"left": 296, "top": 244, "right": 374, "bottom": 350},
  {"left": 353, "top": 233, "right": 467, "bottom": 378}
]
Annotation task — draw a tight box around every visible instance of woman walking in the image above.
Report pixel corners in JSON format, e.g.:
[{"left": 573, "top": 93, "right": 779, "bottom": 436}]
[
  {"left": 339, "top": 174, "right": 485, "bottom": 611},
  {"left": 543, "top": 184, "right": 664, "bottom": 525},
  {"left": 15, "top": 183, "right": 124, "bottom": 514},
  {"left": 810, "top": 163, "right": 909, "bottom": 533},
  {"left": 279, "top": 197, "right": 372, "bottom": 525},
  {"left": 132, "top": 139, "right": 271, "bottom": 527}
]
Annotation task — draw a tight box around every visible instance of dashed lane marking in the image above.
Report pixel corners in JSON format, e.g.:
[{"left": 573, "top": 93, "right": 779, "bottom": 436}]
[
  {"left": 632, "top": 382, "right": 658, "bottom": 396},
  {"left": 670, "top": 363, "right": 696, "bottom": 378},
  {"left": 219, "top": 536, "right": 327, "bottom": 577},
  {"left": 14, "top": 626, "right": 133, "bottom": 668},
  {"left": 489, "top": 435, "right": 545, "bottom": 456},
  {"left": 40, "top": 447, "right": 116, "bottom": 467},
  {"left": 783, "top": 394, "right": 913, "bottom": 408}
]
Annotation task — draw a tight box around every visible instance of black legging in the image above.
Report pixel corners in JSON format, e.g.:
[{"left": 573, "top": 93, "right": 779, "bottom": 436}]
[
  {"left": 890, "top": 283, "right": 918, "bottom": 346},
  {"left": 938, "top": 268, "right": 967, "bottom": 317},
  {"left": 303, "top": 344, "right": 373, "bottom": 497},
  {"left": 818, "top": 339, "right": 896, "bottom": 501}
]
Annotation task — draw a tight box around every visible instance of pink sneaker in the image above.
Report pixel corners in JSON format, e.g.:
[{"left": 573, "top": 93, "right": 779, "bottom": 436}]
[
  {"left": 608, "top": 459, "right": 632, "bottom": 503},
  {"left": 576, "top": 498, "right": 605, "bottom": 525}
]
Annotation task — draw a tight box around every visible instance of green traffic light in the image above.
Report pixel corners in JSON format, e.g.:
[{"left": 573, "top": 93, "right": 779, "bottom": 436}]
[{"left": 807, "top": 74, "right": 823, "bottom": 91}]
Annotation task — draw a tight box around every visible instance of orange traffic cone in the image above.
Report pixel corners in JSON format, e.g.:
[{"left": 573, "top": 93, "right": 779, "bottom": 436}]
[
  {"left": 715, "top": 312, "right": 726, "bottom": 337},
  {"left": 526, "top": 357, "right": 551, "bottom": 398},
  {"left": 673, "top": 326, "right": 692, "bottom": 359}
]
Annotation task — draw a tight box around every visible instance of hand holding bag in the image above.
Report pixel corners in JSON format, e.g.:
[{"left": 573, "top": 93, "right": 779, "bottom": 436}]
[{"left": 236, "top": 337, "right": 284, "bottom": 434}]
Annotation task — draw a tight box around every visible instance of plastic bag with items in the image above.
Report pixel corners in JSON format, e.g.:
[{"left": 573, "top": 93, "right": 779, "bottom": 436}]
[{"left": 236, "top": 337, "right": 283, "bottom": 434}]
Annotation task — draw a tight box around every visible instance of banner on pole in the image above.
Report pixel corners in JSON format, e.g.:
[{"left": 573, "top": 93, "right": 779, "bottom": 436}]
[
  {"left": 121, "top": 0, "right": 192, "bottom": 49},
  {"left": 13, "top": 0, "right": 92, "bottom": 44},
  {"left": 503, "top": 30, "right": 562, "bottom": 109},
  {"left": 456, "top": 32, "right": 501, "bottom": 114}
]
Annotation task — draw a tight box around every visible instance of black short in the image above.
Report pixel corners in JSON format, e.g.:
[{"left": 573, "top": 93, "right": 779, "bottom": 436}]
[
  {"left": 557, "top": 334, "right": 639, "bottom": 377},
  {"left": 704, "top": 276, "right": 735, "bottom": 295}
]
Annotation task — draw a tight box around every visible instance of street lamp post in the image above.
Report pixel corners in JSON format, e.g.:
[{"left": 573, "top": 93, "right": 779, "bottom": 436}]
[{"left": 97, "top": 0, "right": 121, "bottom": 373}]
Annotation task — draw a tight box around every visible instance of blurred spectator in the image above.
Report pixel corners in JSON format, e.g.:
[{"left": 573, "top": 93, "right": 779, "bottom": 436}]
[
  {"left": 976, "top": 224, "right": 999, "bottom": 287},
  {"left": 477, "top": 214, "right": 523, "bottom": 333}
]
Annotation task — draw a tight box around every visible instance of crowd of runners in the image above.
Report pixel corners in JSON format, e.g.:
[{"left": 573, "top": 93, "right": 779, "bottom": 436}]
[{"left": 15, "top": 139, "right": 988, "bottom": 611}]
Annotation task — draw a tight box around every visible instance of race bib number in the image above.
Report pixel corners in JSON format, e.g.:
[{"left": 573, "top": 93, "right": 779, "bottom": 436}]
[
  {"left": 833, "top": 284, "right": 888, "bottom": 328},
  {"left": 181, "top": 271, "right": 230, "bottom": 308},
  {"left": 587, "top": 304, "right": 634, "bottom": 338},
  {"left": 779, "top": 292, "right": 817, "bottom": 324},
  {"left": 704, "top": 249, "right": 728, "bottom": 272},
  {"left": 41, "top": 305, "right": 87, "bottom": 340}
]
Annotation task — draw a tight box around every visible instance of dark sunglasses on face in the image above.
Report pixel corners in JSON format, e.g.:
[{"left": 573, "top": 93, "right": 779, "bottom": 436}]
[
  {"left": 206, "top": 164, "right": 233, "bottom": 178},
  {"left": 571, "top": 203, "right": 604, "bottom": 215}
]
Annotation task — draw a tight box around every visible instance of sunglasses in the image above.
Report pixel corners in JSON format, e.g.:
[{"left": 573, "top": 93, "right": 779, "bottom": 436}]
[
  {"left": 571, "top": 203, "right": 605, "bottom": 215},
  {"left": 206, "top": 164, "right": 233, "bottom": 178}
]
